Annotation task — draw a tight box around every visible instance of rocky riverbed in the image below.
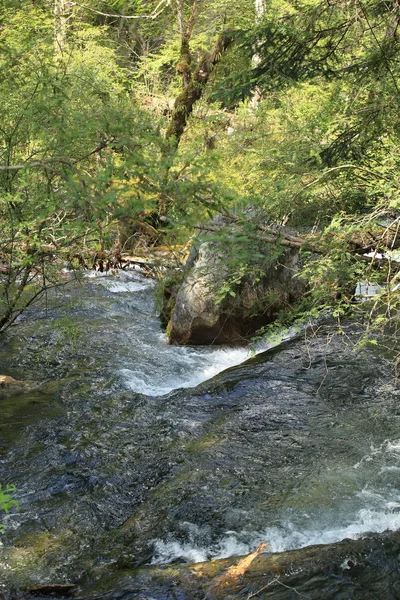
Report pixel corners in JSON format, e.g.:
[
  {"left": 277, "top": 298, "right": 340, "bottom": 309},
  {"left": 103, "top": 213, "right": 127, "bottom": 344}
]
[{"left": 0, "top": 272, "right": 399, "bottom": 599}]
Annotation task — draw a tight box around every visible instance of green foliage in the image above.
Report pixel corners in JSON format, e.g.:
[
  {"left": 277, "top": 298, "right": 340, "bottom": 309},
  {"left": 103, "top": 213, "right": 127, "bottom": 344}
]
[
  {"left": 0, "top": 4, "right": 165, "bottom": 331},
  {"left": 2, "top": 0, "right": 400, "bottom": 349},
  {"left": 0, "top": 484, "right": 18, "bottom": 532}
]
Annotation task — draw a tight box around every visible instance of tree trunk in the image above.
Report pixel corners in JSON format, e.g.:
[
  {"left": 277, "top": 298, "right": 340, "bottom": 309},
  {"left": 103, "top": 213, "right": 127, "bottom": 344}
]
[
  {"left": 166, "top": 31, "right": 233, "bottom": 144},
  {"left": 154, "top": 29, "right": 232, "bottom": 216},
  {"left": 250, "top": 0, "right": 265, "bottom": 108},
  {"left": 255, "top": 0, "right": 265, "bottom": 19},
  {"left": 117, "top": 0, "right": 129, "bottom": 39},
  {"left": 54, "top": 0, "right": 67, "bottom": 57},
  {"left": 175, "top": 0, "right": 193, "bottom": 87}
]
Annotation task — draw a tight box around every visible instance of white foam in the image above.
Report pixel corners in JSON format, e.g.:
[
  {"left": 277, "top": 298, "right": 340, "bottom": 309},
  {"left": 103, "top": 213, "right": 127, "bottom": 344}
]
[
  {"left": 85, "top": 270, "right": 110, "bottom": 279},
  {"left": 261, "top": 509, "right": 400, "bottom": 553},
  {"left": 152, "top": 507, "right": 400, "bottom": 565},
  {"left": 120, "top": 328, "right": 298, "bottom": 397},
  {"left": 152, "top": 540, "right": 208, "bottom": 564},
  {"left": 380, "top": 466, "right": 400, "bottom": 474},
  {"left": 100, "top": 280, "right": 149, "bottom": 293},
  {"left": 95, "top": 272, "right": 152, "bottom": 293},
  {"left": 151, "top": 432, "right": 400, "bottom": 565},
  {"left": 387, "top": 441, "right": 400, "bottom": 453},
  {"left": 85, "top": 269, "right": 153, "bottom": 290},
  {"left": 120, "top": 347, "right": 251, "bottom": 396},
  {"left": 212, "top": 533, "right": 256, "bottom": 559},
  {"left": 354, "top": 439, "right": 400, "bottom": 469}
]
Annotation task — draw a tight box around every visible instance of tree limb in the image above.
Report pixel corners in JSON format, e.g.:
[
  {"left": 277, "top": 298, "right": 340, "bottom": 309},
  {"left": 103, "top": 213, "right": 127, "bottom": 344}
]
[
  {"left": 195, "top": 214, "right": 400, "bottom": 255},
  {"left": 68, "top": 0, "right": 170, "bottom": 20},
  {"left": 166, "top": 31, "right": 234, "bottom": 143},
  {"left": 0, "top": 160, "right": 69, "bottom": 172},
  {"left": 290, "top": 163, "right": 392, "bottom": 204}
]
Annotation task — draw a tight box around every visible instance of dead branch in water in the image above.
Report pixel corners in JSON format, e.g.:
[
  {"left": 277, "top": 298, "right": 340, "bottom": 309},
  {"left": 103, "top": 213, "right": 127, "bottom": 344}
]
[{"left": 204, "top": 543, "right": 267, "bottom": 599}]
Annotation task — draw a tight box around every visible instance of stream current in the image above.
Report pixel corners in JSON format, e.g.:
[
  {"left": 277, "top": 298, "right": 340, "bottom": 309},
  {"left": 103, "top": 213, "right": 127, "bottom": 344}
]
[{"left": 1, "top": 271, "right": 400, "bottom": 595}]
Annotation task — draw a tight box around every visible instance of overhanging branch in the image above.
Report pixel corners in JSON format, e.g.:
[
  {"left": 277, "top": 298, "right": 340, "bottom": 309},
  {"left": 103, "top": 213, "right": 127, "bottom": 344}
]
[
  {"left": 195, "top": 211, "right": 400, "bottom": 256},
  {"left": 68, "top": 0, "right": 170, "bottom": 20}
]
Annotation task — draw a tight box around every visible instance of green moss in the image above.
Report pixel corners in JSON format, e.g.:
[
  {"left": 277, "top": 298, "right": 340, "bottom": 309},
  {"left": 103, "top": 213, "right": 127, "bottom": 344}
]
[{"left": 155, "top": 269, "right": 185, "bottom": 328}]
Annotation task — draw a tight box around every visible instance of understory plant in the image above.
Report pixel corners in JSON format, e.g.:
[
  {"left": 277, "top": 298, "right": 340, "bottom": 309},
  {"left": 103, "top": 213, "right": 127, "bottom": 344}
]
[{"left": 0, "top": 484, "right": 18, "bottom": 533}]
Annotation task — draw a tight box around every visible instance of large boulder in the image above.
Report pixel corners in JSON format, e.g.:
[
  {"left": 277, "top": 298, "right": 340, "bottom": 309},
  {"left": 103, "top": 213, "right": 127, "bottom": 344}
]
[{"left": 167, "top": 223, "right": 308, "bottom": 345}]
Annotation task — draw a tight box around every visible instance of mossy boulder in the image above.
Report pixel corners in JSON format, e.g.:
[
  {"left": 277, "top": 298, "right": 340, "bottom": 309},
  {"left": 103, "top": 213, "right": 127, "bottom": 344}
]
[{"left": 167, "top": 223, "right": 307, "bottom": 345}]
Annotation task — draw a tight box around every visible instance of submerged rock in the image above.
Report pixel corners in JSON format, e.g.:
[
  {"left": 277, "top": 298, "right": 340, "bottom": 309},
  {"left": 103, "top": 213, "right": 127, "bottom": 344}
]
[{"left": 168, "top": 221, "right": 307, "bottom": 345}]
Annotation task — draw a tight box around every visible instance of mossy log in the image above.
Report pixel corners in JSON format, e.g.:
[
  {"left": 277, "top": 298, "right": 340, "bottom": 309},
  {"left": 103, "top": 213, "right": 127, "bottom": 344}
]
[{"left": 76, "top": 531, "right": 400, "bottom": 600}]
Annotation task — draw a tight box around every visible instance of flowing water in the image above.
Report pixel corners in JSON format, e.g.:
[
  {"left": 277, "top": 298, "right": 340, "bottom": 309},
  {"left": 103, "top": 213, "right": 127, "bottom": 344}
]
[{"left": 1, "top": 271, "right": 400, "bottom": 597}]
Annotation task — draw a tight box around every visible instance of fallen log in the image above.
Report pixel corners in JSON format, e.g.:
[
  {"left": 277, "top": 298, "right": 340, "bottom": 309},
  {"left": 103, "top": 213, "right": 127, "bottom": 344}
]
[
  {"left": 119, "top": 245, "right": 189, "bottom": 275},
  {"left": 196, "top": 219, "right": 400, "bottom": 255},
  {"left": 0, "top": 375, "right": 19, "bottom": 385},
  {"left": 73, "top": 530, "right": 400, "bottom": 600}
]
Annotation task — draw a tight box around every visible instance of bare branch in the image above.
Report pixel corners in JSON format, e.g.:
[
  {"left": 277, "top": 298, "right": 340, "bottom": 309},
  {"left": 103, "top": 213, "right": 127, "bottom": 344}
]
[
  {"left": 291, "top": 163, "right": 392, "bottom": 204},
  {"left": 0, "top": 161, "right": 62, "bottom": 172},
  {"left": 0, "top": 138, "right": 113, "bottom": 172},
  {"left": 187, "top": 0, "right": 198, "bottom": 38},
  {"left": 68, "top": 0, "right": 170, "bottom": 20},
  {"left": 247, "top": 575, "right": 309, "bottom": 598}
]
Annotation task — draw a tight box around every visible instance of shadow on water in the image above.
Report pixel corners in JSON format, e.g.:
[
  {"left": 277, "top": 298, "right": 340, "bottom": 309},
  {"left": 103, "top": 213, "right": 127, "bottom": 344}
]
[{"left": 1, "top": 272, "right": 400, "bottom": 598}]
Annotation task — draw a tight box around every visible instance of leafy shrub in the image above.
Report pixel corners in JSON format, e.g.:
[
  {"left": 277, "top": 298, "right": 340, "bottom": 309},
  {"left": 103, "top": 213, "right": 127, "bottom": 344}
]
[{"left": 0, "top": 484, "right": 18, "bottom": 533}]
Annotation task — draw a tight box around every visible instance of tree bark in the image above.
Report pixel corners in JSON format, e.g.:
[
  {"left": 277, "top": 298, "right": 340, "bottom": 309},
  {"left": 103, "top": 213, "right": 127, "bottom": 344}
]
[
  {"left": 250, "top": 0, "right": 265, "bottom": 108},
  {"left": 155, "top": 29, "right": 233, "bottom": 216},
  {"left": 54, "top": 0, "right": 67, "bottom": 56},
  {"left": 166, "top": 31, "right": 233, "bottom": 144}
]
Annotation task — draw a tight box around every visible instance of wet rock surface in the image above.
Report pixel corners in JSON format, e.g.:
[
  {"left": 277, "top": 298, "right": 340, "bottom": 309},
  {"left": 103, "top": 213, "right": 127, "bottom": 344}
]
[{"left": 0, "top": 274, "right": 399, "bottom": 598}]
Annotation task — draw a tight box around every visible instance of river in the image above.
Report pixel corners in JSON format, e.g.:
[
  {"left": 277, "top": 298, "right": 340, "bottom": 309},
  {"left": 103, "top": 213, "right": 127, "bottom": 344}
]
[{"left": 1, "top": 271, "right": 400, "bottom": 598}]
